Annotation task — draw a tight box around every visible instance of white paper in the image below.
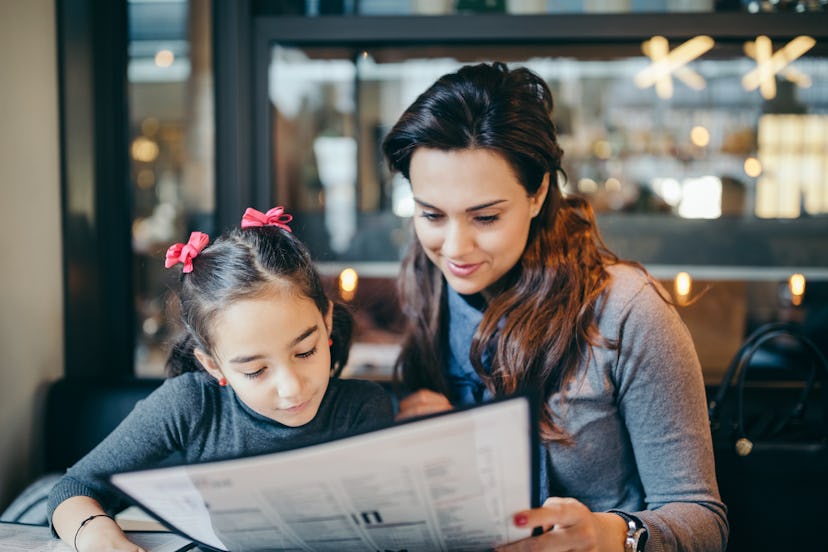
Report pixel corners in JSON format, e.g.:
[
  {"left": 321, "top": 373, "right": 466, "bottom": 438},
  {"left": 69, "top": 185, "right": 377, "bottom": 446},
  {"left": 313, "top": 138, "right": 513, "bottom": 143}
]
[{"left": 111, "top": 396, "right": 534, "bottom": 552}]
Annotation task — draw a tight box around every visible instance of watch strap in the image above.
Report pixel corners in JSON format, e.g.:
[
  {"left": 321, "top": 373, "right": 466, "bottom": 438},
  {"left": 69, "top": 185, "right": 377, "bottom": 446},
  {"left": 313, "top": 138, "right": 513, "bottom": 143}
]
[{"left": 608, "top": 510, "right": 648, "bottom": 552}]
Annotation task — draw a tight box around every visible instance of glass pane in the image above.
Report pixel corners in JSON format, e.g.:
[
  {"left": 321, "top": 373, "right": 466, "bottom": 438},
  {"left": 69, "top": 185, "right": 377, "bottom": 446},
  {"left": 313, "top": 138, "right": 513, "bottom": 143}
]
[
  {"left": 269, "top": 44, "right": 828, "bottom": 268},
  {"left": 268, "top": 41, "right": 828, "bottom": 380},
  {"left": 128, "top": 0, "right": 214, "bottom": 377}
]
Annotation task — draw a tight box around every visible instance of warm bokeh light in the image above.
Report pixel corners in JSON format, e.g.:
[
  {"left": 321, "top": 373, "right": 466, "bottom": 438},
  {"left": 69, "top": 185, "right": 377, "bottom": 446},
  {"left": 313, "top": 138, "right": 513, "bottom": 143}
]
[
  {"left": 593, "top": 140, "right": 612, "bottom": 160},
  {"left": 675, "top": 271, "right": 692, "bottom": 300},
  {"left": 154, "top": 49, "right": 175, "bottom": 68},
  {"left": 674, "top": 272, "right": 695, "bottom": 307},
  {"left": 744, "top": 157, "right": 762, "bottom": 178},
  {"left": 131, "top": 137, "right": 159, "bottom": 163},
  {"left": 339, "top": 268, "right": 358, "bottom": 302},
  {"left": 690, "top": 125, "right": 710, "bottom": 147},
  {"left": 578, "top": 178, "right": 598, "bottom": 194},
  {"left": 789, "top": 273, "right": 806, "bottom": 306}
]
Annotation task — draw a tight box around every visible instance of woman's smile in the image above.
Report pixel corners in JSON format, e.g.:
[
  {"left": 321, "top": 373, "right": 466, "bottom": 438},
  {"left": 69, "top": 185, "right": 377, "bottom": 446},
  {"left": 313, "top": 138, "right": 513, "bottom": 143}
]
[{"left": 446, "top": 260, "right": 483, "bottom": 277}]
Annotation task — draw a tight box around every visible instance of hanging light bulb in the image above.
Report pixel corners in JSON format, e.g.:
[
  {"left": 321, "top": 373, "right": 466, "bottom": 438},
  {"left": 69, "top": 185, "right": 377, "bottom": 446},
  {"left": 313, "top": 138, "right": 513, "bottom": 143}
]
[
  {"left": 789, "top": 273, "right": 805, "bottom": 307},
  {"left": 339, "top": 268, "right": 358, "bottom": 302}
]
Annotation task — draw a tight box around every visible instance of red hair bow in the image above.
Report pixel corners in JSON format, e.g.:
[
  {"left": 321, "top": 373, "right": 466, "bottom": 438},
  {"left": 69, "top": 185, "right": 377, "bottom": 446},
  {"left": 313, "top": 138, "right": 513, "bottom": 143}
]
[
  {"left": 241, "top": 206, "right": 293, "bottom": 232},
  {"left": 165, "top": 231, "right": 210, "bottom": 274}
]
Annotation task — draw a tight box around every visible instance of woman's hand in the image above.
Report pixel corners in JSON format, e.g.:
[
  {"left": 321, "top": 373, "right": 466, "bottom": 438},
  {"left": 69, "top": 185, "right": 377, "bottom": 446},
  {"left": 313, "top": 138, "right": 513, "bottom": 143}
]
[
  {"left": 396, "top": 389, "right": 453, "bottom": 420},
  {"left": 498, "top": 497, "right": 628, "bottom": 552}
]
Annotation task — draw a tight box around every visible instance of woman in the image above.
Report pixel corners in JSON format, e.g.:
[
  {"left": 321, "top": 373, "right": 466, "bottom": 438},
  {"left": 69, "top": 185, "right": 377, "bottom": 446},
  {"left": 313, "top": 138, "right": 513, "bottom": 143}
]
[{"left": 382, "top": 62, "right": 727, "bottom": 552}]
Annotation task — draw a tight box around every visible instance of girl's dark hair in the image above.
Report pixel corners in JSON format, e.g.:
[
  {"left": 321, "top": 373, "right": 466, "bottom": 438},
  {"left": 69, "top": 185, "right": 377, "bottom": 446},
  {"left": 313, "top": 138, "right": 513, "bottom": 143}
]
[
  {"left": 382, "top": 61, "right": 623, "bottom": 442},
  {"left": 165, "top": 226, "right": 352, "bottom": 378}
]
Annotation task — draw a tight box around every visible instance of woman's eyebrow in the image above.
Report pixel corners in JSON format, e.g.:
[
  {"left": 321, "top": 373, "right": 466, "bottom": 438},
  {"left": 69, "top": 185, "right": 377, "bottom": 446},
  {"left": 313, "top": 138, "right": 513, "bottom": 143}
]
[{"left": 413, "top": 197, "right": 507, "bottom": 212}]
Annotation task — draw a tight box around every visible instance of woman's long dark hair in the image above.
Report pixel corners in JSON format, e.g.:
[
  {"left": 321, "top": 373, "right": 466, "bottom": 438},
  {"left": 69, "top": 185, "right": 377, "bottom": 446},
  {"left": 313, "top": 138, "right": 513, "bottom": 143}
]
[
  {"left": 165, "top": 226, "right": 353, "bottom": 378},
  {"left": 383, "top": 62, "right": 621, "bottom": 441}
]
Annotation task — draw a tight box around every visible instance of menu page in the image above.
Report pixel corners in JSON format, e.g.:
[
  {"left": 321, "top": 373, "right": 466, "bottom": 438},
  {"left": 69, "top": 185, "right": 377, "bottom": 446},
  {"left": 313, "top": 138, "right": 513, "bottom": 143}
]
[{"left": 110, "top": 396, "right": 535, "bottom": 552}]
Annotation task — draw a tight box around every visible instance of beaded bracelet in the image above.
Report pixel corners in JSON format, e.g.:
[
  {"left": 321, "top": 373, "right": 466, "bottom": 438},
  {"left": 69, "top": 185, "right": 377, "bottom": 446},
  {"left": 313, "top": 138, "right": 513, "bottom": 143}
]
[{"left": 73, "top": 513, "right": 115, "bottom": 551}]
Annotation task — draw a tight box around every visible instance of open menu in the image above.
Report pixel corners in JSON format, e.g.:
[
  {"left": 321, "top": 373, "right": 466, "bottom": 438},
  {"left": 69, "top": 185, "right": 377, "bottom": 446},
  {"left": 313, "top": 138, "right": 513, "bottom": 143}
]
[{"left": 108, "top": 395, "right": 538, "bottom": 552}]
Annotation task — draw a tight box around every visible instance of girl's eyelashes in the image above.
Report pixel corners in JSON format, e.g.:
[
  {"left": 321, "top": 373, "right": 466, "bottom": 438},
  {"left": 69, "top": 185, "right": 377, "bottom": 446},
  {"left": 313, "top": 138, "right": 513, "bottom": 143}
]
[
  {"left": 243, "top": 367, "right": 266, "bottom": 379},
  {"left": 418, "top": 211, "right": 443, "bottom": 222},
  {"left": 237, "top": 345, "right": 318, "bottom": 379}
]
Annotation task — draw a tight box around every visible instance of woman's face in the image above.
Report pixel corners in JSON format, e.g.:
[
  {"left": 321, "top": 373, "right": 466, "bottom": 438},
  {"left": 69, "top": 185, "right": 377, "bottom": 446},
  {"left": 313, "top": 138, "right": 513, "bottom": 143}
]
[
  {"left": 409, "top": 148, "right": 548, "bottom": 299},
  {"left": 195, "top": 286, "right": 333, "bottom": 427}
]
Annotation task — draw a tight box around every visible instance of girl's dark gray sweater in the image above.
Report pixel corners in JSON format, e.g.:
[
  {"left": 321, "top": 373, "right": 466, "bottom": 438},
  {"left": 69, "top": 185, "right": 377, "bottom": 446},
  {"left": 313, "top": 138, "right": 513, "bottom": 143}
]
[{"left": 47, "top": 373, "right": 393, "bottom": 521}]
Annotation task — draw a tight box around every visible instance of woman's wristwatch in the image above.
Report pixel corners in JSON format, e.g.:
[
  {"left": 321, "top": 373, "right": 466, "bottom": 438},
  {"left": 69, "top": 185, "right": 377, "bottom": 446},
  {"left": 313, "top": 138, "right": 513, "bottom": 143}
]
[{"left": 609, "top": 510, "right": 648, "bottom": 552}]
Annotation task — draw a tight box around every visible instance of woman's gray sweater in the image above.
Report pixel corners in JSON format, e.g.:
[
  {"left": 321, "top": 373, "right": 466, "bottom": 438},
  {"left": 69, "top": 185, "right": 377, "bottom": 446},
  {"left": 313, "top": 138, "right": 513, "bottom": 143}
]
[{"left": 447, "top": 264, "right": 728, "bottom": 552}]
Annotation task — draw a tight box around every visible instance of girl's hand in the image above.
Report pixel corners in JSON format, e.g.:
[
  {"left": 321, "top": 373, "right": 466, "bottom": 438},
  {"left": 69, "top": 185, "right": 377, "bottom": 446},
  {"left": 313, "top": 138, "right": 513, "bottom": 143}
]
[
  {"left": 499, "top": 497, "right": 628, "bottom": 552},
  {"left": 74, "top": 515, "right": 146, "bottom": 552},
  {"left": 53, "top": 496, "right": 146, "bottom": 552},
  {"left": 396, "top": 389, "right": 453, "bottom": 420}
]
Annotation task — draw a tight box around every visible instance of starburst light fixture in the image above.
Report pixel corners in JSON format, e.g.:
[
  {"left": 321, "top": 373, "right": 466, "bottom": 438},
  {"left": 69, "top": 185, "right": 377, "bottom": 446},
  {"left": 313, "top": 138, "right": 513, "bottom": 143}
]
[
  {"left": 742, "top": 35, "right": 815, "bottom": 100},
  {"left": 635, "top": 35, "right": 714, "bottom": 99}
]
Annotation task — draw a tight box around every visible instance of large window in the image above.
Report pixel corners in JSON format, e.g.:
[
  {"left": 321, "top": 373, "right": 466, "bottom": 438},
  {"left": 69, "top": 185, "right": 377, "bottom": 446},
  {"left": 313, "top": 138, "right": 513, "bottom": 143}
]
[
  {"left": 57, "top": 3, "right": 828, "bottom": 381},
  {"left": 128, "top": 0, "right": 214, "bottom": 376},
  {"left": 268, "top": 46, "right": 828, "bottom": 269},
  {"left": 245, "top": 11, "right": 828, "bottom": 381}
]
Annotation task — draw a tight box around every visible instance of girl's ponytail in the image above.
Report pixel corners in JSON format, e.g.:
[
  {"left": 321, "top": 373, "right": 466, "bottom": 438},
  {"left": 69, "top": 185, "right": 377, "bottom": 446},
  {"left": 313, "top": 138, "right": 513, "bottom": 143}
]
[
  {"left": 165, "top": 333, "right": 202, "bottom": 377},
  {"left": 329, "top": 302, "right": 354, "bottom": 377}
]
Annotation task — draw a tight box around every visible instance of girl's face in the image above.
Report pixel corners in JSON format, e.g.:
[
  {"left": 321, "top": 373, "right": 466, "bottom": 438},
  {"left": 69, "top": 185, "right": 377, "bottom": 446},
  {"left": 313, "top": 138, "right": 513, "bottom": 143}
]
[
  {"left": 409, "top": 148, "right": 548, "bottom": 299},
  {"left": 195, "top": 286, "right": 333, "bottom": 427}
]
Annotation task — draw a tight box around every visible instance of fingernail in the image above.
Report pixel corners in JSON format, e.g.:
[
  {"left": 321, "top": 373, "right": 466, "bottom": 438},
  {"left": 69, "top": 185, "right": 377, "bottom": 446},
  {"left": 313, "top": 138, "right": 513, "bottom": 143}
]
[{"left": 514, "top": 513, "right": 528, "bottom": 527}]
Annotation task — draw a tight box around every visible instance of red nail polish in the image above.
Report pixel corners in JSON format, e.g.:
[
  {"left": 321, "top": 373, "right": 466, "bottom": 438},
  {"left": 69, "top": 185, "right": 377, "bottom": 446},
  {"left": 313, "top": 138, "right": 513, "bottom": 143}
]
[{"left": 514, "top": 513, "right": 528, "bottom": 527}]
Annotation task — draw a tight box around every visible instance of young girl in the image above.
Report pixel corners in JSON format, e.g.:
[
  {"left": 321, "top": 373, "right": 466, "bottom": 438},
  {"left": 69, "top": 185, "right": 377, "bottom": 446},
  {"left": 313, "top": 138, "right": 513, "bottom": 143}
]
[
  {"left": 48, "top": 206, "right": 394, "bottom": 552},
  {"left": 383, "top": 63, "right": 727, "bottom": 551}
]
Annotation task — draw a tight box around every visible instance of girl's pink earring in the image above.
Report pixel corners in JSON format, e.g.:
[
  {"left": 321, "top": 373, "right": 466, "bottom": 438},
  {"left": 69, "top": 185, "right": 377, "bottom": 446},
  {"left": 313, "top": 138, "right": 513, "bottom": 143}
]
[
  {"left": 218, "top": 377, "right": 227, "bottom": 387},
  {"left": 328, "top": 338, "right": 333, "bottom": 347}
]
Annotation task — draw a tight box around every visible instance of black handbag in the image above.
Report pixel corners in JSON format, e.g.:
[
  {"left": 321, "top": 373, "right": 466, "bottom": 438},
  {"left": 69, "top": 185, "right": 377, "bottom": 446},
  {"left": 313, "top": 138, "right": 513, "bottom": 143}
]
[{"left": 708, "top": 322, "right": 828, "bottom": 552}]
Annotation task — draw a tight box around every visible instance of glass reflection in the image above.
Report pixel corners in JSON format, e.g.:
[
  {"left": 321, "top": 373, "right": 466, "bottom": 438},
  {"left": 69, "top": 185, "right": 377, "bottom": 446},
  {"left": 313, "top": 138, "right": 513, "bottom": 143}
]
[
  {"left": 268, "top": 46, "right": 828, "bottom": 265},
  {"left": 129, "top": 0, "right": 214, "bottom": 376}
]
